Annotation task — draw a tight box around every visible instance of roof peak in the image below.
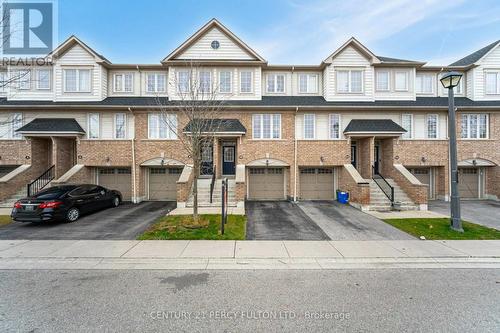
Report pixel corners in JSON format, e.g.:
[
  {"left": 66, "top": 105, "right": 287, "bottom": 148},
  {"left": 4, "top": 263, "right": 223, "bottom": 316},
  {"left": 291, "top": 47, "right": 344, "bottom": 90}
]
[{"left": 449, "top": 39, "right": 500, "bottom": 67}]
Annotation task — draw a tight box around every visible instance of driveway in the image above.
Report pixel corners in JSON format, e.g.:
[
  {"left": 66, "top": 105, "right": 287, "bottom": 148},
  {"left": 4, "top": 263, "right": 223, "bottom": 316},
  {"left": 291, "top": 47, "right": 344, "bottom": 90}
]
[
  {"left": 297, "top": 201, "right": 414, "bottom": 240},
  {"left": 0, "top": 201, "right": 175, "bottom": 240},
  {"left": 245, "top": 201, "right": 330, "bottom": 240},
  {"left": 429, "top": 200, "right": 500, "bottom": 230}
]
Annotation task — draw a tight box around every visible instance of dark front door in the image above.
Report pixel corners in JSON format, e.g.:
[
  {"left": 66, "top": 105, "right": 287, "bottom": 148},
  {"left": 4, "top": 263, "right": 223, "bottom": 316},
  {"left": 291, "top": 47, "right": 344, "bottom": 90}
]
[
  {"left": 222, "top": 146, "right": 236, "bottom": 175},
  {"left": 373, "top": 145, "right": 380, "bottom": 175},
  {"left": 351, "top": 144, "right": 357, "bottom": 169},
  {"left": 200, "top": 143, "right": 213, "bottom": 175}
]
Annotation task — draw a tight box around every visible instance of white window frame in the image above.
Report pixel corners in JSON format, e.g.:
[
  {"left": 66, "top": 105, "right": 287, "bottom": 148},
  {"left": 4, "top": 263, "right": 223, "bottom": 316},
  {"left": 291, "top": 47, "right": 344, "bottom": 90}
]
[
  {"left": 0, "top": 72, "right": 7, "bottom": 92},
  {"left": 218, "top": 70, "right": 232, "bottom": 93},
  {"left": 63, "top": 68, "right": 91, "bottom": 93},
  {"left": 252, "top": 114, "right": 281, "bottom": 140},
  {"left": 88, "top": 113, "right": 100, "bottom": 139},
  {"left": 114, "top": 113, "right": 127, "bottom": 139},
  {"left": 17, "top": 70, "right": 31, "bottom": 90},
  {"left": 266, "top": 73, "right": 285, "bottom": 93},
  {"left": 239, "top": 70, "right": 253, "bottom": 93},
  {"left": 375, "top": 71, "right": 390, "bottom": 92},
  {"left": 146, "top": 73, "right": 166, "bottom": 93},
  {"left": 176, "top": 71, "right": 190, "bottom": 93},
  {"left": 336, "top": 70, "right": 363, "bottom": 93},
  {"left": 485, "top": 71, "right": 500, "bottom": 95},
  {"left": 415, "top": 73, "right": 434, "bottom": 94},
  {"left": 36, "top": 69, "right": 51, "bottom": 90},
  {"left": 426, "top": 114, "right": 439, "bottom": 139},
  {"left": 461, "top": 113, "right": 489, "bottom": 139},
  {"left": 10, "top": 113, "right": 22, "bottom": 139},
  {"left": 401, "top": 114, "right": 413, "bottom": 139},
  {"left": 328, "top": 114, "right": 341, "bottom": 140},
  {"left": 303, "top": 114, "right": 315, "bottom": 139},
  {"left": 148, "top": 113, "right": 177, "bottom": 140},
  {"left": 113, "top": 72, "right": 133, "bottom": 93},
  {"left": 298, "top": 73, "right": 318, "bottom": 94},
  {"left": 394, "top": 71, "right": 409, "bottom": 92},
  {"left": 198, "top": 71, "right": 212, "bottom": 93}
]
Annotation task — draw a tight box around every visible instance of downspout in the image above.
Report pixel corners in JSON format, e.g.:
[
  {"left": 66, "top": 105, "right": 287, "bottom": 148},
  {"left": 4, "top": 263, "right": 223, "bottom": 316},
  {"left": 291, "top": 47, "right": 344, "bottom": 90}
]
[
  {"left": 294, "top": 106, "right": 298, "bottom": 201},
  {"left": 128, "top": 107, "right": 137, "bottom": 203}
]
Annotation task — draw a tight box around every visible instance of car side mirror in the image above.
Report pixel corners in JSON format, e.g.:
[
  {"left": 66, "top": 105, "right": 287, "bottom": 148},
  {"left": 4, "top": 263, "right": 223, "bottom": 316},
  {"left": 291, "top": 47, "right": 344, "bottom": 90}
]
[{"left": 100, "top": 190, "right": 105, "bottom": 196}]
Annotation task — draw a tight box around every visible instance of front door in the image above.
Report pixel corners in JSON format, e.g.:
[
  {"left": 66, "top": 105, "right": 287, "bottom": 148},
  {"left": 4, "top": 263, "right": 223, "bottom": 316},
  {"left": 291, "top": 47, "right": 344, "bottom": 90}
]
[
  {"left": 200, "top": 143, "right": 213, "bottom": 175},
  {"left": 222, "top": 146, "right": 236, "bottom": 175},
  {"left": 373, "top": 145, "right": 380, "bottom": 175},
  {"left": 351, "top": 143, "right": 357, "bottom": 169}
]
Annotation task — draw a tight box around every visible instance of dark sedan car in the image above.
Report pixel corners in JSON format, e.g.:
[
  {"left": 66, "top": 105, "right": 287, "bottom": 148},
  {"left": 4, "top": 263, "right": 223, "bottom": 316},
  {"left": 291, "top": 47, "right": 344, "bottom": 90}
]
[{"left": 11, "top": 184, "right": 122, "bottom": 223}]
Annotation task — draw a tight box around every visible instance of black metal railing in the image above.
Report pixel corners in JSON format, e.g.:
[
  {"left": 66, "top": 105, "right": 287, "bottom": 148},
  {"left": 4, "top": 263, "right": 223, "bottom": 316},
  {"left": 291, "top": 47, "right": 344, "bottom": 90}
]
[
  {"left": 372, "top": 166, "right": 394, "bottom": 203},
  {"left": 209, "top": 166, "right": 216, "bottom": 203},
  {"left": 27, "top": 165, "right": 55, "bottom": 197}
]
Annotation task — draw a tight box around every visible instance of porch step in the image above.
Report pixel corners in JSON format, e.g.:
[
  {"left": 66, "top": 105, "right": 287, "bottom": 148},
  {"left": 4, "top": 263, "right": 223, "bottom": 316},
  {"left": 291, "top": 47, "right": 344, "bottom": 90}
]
[
  {"left": 368, "top": 178, "right": 419, "bottom": 211},
  {"left": 0, "top": 187, "right": 28, "bottom": 208},
  {"left": 186, "top": 179, "right": 237, "bottom": 208}
]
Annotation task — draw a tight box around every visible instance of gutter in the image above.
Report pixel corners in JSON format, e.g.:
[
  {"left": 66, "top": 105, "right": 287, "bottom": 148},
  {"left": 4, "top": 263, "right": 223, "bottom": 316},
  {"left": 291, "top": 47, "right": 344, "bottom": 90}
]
[
  {"left": 293, "top": 106, "right": 298, "bottom": 201},
  {"left": 128, "top": 107, "right": 137, "bottom": 203}
]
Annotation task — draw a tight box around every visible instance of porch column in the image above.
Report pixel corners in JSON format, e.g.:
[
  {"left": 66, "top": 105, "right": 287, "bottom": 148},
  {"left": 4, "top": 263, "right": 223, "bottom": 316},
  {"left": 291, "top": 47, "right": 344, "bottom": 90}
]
[
  {"left": 358, "top": 137, "right": 374, "bottom": 179},
  {"left": 380, "top": 138, "right": 395, "bottom": 177},
  {"left": 51, "top": 137, "right": 76, "bottom": 178}
]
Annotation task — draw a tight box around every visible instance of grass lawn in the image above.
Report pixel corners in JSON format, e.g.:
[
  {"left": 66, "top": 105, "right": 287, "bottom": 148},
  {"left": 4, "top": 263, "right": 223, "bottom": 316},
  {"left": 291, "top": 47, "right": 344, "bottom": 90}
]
[
  {"left": 0, "top": 215, "right": 12, "bottom": 227},
  {"left": 384, "top": 218, "right": 500, "bottom": 240},
  {"left": 137, "top": 214, "right": 246, "bottom": 240}
]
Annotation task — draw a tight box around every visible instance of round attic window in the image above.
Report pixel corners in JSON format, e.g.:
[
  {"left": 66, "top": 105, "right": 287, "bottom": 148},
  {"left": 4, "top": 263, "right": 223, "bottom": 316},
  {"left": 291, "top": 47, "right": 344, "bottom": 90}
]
[{"left": 211, "top": 40, "right": 220, "bottom": 49}]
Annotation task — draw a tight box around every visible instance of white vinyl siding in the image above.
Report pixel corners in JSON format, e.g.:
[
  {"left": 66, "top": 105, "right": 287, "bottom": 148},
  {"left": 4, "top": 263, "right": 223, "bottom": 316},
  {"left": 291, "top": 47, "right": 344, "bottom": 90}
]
[
  {"left": 148, "top": 113, "right": 177, "bottom": 139},
  {"left": 113, "top": 73, "right": 133, "bottom": 93},
  {"left": 36, "top": 69, "right": 51, "bottom": 90},
  {"left": 298, "top": 74, "right": 318, "bottom": 93},
  {"left": 252, "top": 114, "right": 281, "bottom": 139},
  {"left": 239, "top": 71, "right": 253, "bottom": 93},
  {"left": 219, "top": 71, "right": 232, "bottom": 93},
  {"left": 394, "top": 71, "right": 408, "bottom": 91},
  {"left": 146, "top": 73, "right": 166, "bottom": 93},
  {"left": 114, "top": 113, "right": 126, "bottom": 139},
  {"left": 485, "top": 72, "right": 500, "bottom": 94},
  {"left": 199, "top": 71, "right": 212, "bottom": 93},
  {"left": 303, "top": 114, "right": 315, "bottom": 139},
  {"left": 0, "top": 113, "right": 23, "bottom": 139},
  {"left": 329, "top": 114, "right": 340, "bottom": 139},
  {"left": 426, "top": 114, "right": 438, "bottom": 139},
  {"left": 401, "top": 114, "right": 413, "bottom": 139},
  {"left": 376, "top": 71, "right": 389, "bottom": 91},
  {"left": 11, "top": 113, "right": 22, "bottom": 138},
  {"left": 336, "top": 70, "right": 363, "bottom": 93},
  {"left": 461, "top": 114, "right": 488, "bottom": 139},
  {"left": 416, "top": 74, "right": 434, "bottom": 94},
  {"left": 64, "top": 69, "right": 91, "bottom": 93},
  {"left": 177, "top": 71, "right": 190, "bottom": 93},
  {"left": 88, "top": 113, "right": 100, "bottom": 139},
  {"left": 0, "top": 72, "right": 7, "bottom": 92},
  {"left": 266, "top": 74, "right": 285, "bottom": 93}
]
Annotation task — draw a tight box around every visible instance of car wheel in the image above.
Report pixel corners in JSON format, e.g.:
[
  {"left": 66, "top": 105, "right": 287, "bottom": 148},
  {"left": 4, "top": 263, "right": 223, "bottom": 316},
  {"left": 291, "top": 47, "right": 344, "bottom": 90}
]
[
  {"left": 112, "top": 196, "right": 120, "bottom": 207},
  {"left": 66, "top": 207, "right": 80, "bottom": 223}
]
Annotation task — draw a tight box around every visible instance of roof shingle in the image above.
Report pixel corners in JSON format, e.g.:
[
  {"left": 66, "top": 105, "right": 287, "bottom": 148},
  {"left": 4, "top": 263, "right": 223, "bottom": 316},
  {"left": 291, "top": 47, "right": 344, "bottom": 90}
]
[
  {"left": 16, "top": 118, "right": 85, "bottom": 133},
  {"left": 344, "top": 119, "right": 406, "bottom": 133},
  {"left": 449, "top": 40, "right": 500, "bottom": 66}
]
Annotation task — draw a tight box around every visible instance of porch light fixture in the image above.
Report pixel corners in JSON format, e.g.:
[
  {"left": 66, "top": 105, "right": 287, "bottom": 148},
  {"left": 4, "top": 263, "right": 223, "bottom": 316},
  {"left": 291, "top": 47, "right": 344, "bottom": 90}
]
[{"left": 440, "top": 71, "right": 463, "bottom": 232}]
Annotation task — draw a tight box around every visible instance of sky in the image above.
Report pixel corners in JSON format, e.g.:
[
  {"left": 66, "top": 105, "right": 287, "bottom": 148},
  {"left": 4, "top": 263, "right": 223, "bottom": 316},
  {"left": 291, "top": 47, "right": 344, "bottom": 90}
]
[{"left": 57, "top": 0, "right": 500, "bottom": 66}]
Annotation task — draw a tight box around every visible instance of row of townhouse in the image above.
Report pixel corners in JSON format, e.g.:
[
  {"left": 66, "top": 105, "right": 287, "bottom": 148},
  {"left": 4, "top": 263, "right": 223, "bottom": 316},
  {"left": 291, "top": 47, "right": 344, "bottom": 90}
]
[{"left": 0, "top": 19, "right": 499, "bottom": 211}]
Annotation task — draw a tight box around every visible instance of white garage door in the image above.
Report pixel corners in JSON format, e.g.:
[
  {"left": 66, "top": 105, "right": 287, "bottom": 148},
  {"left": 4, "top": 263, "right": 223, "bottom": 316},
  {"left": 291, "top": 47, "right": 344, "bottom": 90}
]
[
  {"left": 248, "top": 167, "right": 285, "bottom": 200},
  {"left": 300, "top": 168, "right": 335, "bottom": 200},
  {"left": 458, "top": 168, "right": 479, "bottom": 198},
  {"left": 409, "top": 168, "right": 433, "bottom": 199},
  {"left": 98, "top": 168, "right": 132, "bottom": 200},
  {"left": 149, "top": 167, "right": 182, "bottom": 200}
]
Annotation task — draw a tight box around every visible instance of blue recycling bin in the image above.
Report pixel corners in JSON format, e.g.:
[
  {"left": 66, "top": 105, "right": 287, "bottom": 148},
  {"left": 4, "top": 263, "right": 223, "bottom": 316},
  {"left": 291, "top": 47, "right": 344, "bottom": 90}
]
[{"left": 336, "top": 190, "right": 349, "bottom": 204}]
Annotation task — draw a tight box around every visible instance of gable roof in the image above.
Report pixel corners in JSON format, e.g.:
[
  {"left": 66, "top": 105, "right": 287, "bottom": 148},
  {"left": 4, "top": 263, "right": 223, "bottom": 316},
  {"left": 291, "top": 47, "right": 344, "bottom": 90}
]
[
  {"left": 449, "top": 40, "right": 500, "bottom": 66},
  {"left": 48, "top": 35, "right": 111, "bottom": 64},
  {"left": 377, "top": 56, "right": 424, "bottom": 65},
  {"left": 183, "top": 119, "right": 246, "bottom": 134},
  {"left": 344, "top": 119, "right": 406, "bottom": 134},
  {"left": 323, "top": 37, "right": 381, "bottom": 64},
  {"left": 162, "top": 18, "right": 266, "bottom": 63},
  {"left": 16, "top": 118, "right": 85, "bottom": 134}
]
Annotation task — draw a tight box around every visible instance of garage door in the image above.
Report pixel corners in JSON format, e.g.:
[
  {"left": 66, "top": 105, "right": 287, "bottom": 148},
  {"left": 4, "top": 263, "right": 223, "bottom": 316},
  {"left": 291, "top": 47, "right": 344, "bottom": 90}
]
[
  {"left": 409, "top": 168, "right": 433, "bottom": 199},
  {"left": 300, "top": 168, "right": 334, "bottom": 200},
  {"left": 149, "top": 167, "right": 182, "bottom": 200},
  {"left": 98, "top": 168, "right": 132, "bottom": 200},
  {"left": 458, "top": 168, "right": 479, "bottom": 198},
  {"left": 248, "top": 167, "right": 285, "bottom": 200}
]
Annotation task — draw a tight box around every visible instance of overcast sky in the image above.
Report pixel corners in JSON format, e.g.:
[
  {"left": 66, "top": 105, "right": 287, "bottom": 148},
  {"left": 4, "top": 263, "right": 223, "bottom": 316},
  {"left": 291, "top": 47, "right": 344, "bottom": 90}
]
[{"left": 58, "top": 0, "right": 500, "bottom": 65}]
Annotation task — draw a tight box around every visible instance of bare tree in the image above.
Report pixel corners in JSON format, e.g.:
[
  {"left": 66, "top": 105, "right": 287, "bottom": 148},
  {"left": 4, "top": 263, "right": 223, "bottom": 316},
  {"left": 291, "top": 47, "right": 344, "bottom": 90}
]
[{"left": 155, "top": 62, "right": 230, "bottom": 221}]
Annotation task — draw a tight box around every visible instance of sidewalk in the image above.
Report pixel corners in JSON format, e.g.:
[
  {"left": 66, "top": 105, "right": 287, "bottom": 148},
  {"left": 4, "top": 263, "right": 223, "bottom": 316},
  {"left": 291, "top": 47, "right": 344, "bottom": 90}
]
[{"left": 0, "top": 239, "right": 498, "bottom": 270}]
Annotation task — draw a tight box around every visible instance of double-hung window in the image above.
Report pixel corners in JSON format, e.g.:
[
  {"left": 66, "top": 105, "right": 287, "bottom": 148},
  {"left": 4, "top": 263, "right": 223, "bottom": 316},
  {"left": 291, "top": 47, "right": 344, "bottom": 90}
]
[
  {"left": 303, "top": 114, "right": 315, "bottom": 139},
  {"left": 401, "top": 114, "right": 413, "bottom": 139},
  {"left": 415, "top": 74, "right": 434, "bottom": 93},
  {"left": 336, "top": 70, "right": 363, "bottom": 93},
  {"left": 298, "top": 74, "right": 318, "bottom": 93},
  {"left": 252, "top": 114, "right": 281, "bottom": 139},
  {"left": 148, "top": 113, "right": 177, "bottom": 139},
  {"left": 11, "top": 113, "right": 22, "bottom": 139},
  {"left": 146, "top": 73, "right": 166, "bottom": 93},
  {"left": 114, "top": 73, "right": 133, "bottom": 92},
  {"left": 219, "top": 71, "right": 232, "bottom": 93},
  {"left": 266, "top": 74, "right": 285, "bottom": 93},
  {"left": 376, "top": 71, "right": 390, "bottom": 91},
  {"left": 461, "top": 114, "right": 488, "bottom": 139},
  {"left": 64, "top": 69, "right": 91, "bottom": 92},
  {"left": 394, "top": 71, "right": 408, "bottom": 91},
  {"left": 0, "top": 72, "right": 7, "bottom": 92},
  {"left": 199, "top": 71, "right": 212, "bottom": 93},
  {"left": 240, "top": 71, "right": 252, "bottom": 93},
  {"left": 329, "top": 114, "right": 340, "bottom": 139},
  {"left": 426, "top": 114, "right": 438, "bottom": 139},
  {"left": 16, "top": 70, "right": 31, "bottom": 90},
  {"left": 485, "top": 72, "right": 500, "bottom": 94},
  {"left": 114, "top": 113, "right": 126, "bottom": 139},
  {"left": 177, "top": 71, "right": 190, "bottom": 93},
  {"left": 88, "top": 113, "right": 100, "bottom": 139},
  {"left": 36, "top": 69, "right": 51, "bottom": 90}
]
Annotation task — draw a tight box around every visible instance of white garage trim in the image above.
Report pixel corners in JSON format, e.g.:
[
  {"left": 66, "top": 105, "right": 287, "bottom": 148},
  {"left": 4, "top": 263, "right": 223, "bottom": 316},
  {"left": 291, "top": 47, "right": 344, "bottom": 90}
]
[
  {"left": 247, "top": 158, "right": 289, "bottom": 167},
  {"left": 141, "top": 157, "right": 184, "bottom": 166}
]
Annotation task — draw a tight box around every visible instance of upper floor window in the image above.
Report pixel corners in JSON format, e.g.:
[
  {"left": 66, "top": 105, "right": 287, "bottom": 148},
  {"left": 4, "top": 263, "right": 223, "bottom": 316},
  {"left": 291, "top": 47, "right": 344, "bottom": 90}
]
[
  {"left": 401, "top": 114, "right": 413, "bottom": 139},
  {"left": 240, "top": 71, "right": 253, "bottom": 93},
  {"left": 114, "top": 73, "right": 133, "bottom": 93},
  {"left": 0, "top": 72, "right": 7, "bottom": 92},
  {"left": 485, "top": 72, "right": 500, "bottom": 94},
  {"left": 199, "top": 71, "right": 212, "bottom": 93},
  {"left": 426, "top": 114, "right": 438, "bottom": 139},
  {"left": 219, "top": 71, "right": 232, "bottom": 93},
  {"left": 88, "top": 113, "right": 100, "bottom": 139},
  {"left": 336, "top": 70, "right": 362, "bottom": 93},
  {"left": 461, "top": 114, "right": 488, "bottom": 139},
  {"left": 15, "top": 70, "right": 31, "bottom": 90},
  {"left": 64, "top": 69, "right": 91, "bottom": 93},
  {"left": 36, "top": 69, "right": 51, "bottom": 90},
  {"left": 266, "top": 74, "right": 285, "bottom": 93},
  {"left": 303, "top": 114, "right": 315, "bottom": 139},
  {"left": 148, "top": 113, "right": 177, "bottom": 139},
  {"left": 416, "top": 74, "right": 434, "bottom": 94},
  {"left": 376, "top": 71, "right": 390, "bottom": 91},
  {"left": 114, "top": 113, "right": 126, "bottom": 139},
  {"left": 177, "top": 71, "right": 190, "bottom": 93},
  {"left": 394, "top": 71, "right": 408, "bottom": 91},
  {"left": 11, "top": 113, "right": 22, "bottom": 139},
  {"left": 0, "top": 113, "right": 22, "bottom": 139},
  {"left": 146, "top": 73, "right": 166, "bottom": 93},
  {"left": 329, "top": 114, "right": 340, "bottom": 139},
  {"left": 298, "top": 74, "right": 318, "bottom": 93},
  {"left": 252, "top": 114, "right": 281, "bottom": 139}
]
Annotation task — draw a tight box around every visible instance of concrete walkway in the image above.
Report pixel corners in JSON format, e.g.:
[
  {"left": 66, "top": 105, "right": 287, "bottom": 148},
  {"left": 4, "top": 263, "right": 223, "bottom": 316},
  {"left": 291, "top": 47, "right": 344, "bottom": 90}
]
[
  {"left": 0, "top": 239, "right": 498, "bottom": 270},
  {"left": 169, "top": 207, "right": 245, "bottom": 215}
]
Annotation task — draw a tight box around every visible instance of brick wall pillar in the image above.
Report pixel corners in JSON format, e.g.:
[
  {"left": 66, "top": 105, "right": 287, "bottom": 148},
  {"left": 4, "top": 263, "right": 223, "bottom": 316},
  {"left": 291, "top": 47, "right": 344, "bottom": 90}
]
[
  {"left": 358, "top": 137, "right": 374, "bottom": 179},
  {"left": 51, "top": 137, "right": 75, "bottom": 178},
  {"left": 380, "top": 138, "right": 394, "bottom": 177}
]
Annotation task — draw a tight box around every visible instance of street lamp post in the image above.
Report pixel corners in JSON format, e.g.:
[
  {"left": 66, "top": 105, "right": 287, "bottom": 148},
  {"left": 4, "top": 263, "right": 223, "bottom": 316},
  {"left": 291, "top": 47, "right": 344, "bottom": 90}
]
[{"left": 440, "top": 71, "right": 464, "bottom": 232}]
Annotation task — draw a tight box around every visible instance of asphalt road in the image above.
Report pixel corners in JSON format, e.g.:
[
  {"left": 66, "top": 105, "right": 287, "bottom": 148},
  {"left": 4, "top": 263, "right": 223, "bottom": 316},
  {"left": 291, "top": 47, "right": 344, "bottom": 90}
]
[{"left": 1, "top": 269, "right": 498, "bottom": 332}]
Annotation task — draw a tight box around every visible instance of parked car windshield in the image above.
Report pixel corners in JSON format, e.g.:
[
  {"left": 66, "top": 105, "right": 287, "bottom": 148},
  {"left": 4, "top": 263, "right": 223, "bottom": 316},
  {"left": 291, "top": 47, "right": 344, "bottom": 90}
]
[{"left": 33, "top": 186, "right": 76, "bottom": 200}]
